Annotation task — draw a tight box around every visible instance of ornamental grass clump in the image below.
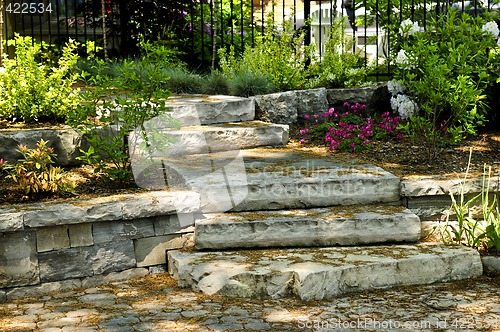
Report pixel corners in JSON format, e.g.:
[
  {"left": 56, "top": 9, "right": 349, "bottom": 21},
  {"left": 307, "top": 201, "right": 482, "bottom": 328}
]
[
  {"left": 435, "top": 150, "right": 500, "bottom": 254},
  {"left": 299, "top": 102, "right": 403, "bottom": 152}
]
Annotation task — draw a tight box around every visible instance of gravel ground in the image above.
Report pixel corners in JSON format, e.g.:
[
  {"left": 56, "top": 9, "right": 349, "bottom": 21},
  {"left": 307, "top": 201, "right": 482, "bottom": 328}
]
[{"left": 1, "top": 273, "right": 499, "bottom": 332}]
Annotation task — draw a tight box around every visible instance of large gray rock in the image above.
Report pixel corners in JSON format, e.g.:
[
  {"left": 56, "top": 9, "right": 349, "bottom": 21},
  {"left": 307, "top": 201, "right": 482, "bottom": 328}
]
[
  {"left": 254, "top": 91, "right": 298, "bottom": 124},
  {"left": 38, "top": 246, "right": 94, "bottom": 282},
  {"left": 0, "top": 209, "right": 23, "bottom": 232},
  {"left": 195, "top": 206, "right": 421, "bottom": 249},
  {"left": 92, "top": 219, "right": 155, "bottom": 244},
  {"left": 134, "top": 234, "right": 192, "bottom": 267},
  {"left": 326, "top": 83, "right": 391, "bottom": 116},
  {"left": 160, "top": 149, "right": 401, "bottom": 213},
  {"left": 400, "top": 175, "right": 499, "bottom": 197},
  {"left": 0, "top": 128, "right": 85, "bottom": 166},
  {"left": 36, "top": 225, "right": 71, "bottom": 252},
  {"left": 168, "top": 243, "right": 482, "bottom": 300},
  {"left": 38, "top": 240, "right": 136, "bottom": 282},
  {"left": 482, "top": 256, "right": 500, "bottom": 274},
  {"left": 166, "top": 95, "right": 255, "bottom": 125},
  {"left": 295, "top": 88, "right": 329, "bottom": 119},
  {"left": 0, "top": 231, "right": 39, "bottom": 288}
]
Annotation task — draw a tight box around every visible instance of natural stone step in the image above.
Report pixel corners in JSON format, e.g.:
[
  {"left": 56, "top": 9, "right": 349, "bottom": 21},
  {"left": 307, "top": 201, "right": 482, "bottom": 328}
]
[
  {"left": 164, "top": 121, "right": 289, "bottom": 156},
  {"left": 195, "top": 206, "right": 421, "bottom": 249},
  {"left": 136, "top": 148, "right": 401, "bottom": 212},
  {"left": 168, "top": 243, "right": 482, "bottom": 301},
  {"left": 166, "top": 95, "right": 255, "bottom": 125}
]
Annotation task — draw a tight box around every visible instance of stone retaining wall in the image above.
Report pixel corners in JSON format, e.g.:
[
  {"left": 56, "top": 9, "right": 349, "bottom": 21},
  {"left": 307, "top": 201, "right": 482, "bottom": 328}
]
[
  {"left": 254, "top": 83, "right": 390, "bottom": 124},
  {"left": 0, "top": 191, "right": 200, "bottom": 302},
  {"left": 1, "top": 175, "right": 497, "bottom": 302}
]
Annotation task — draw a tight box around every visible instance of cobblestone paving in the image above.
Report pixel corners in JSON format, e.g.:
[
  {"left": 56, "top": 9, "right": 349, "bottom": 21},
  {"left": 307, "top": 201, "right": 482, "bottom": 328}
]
[{"left": 1, "top": 273, "right": 499, "bottom": 332}]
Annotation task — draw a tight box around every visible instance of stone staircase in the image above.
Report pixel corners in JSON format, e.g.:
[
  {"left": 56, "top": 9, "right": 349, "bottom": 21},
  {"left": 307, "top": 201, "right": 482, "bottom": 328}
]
[{"left": 145, "top": 94, "right": 483, "bottom": 300}]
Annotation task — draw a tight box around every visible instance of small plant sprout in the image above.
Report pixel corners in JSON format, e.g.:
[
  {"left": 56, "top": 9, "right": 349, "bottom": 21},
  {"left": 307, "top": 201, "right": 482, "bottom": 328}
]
[{"left": 4, "top": 139, "right": 76, "bottom": 196}]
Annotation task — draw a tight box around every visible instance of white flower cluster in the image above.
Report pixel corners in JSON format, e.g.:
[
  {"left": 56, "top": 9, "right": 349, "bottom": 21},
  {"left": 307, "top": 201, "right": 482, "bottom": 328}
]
[
  {"left": 96, "top": 106, "right": 111, "bottom": 120},
  {"left": 387, "top": 80, "right": 405, "bottom": 95},
  {"left": 390, "top": 94, "right": 417, "bottom": 120},
  {"left": 482, "top": 21, "right": 499, "bottom": 37},
  {"left": 400, "top": 19, "right": 420, "bottom": 36},
  {"left": 395, "top": 49, "right": 417, "bottom": 69}
]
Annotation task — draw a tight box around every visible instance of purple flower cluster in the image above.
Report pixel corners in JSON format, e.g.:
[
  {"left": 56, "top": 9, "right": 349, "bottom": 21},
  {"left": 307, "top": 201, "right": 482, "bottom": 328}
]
[
  {"left": 378, "top": 112, "right": 403, "bottom": 140},
  {"left": 299, "top": 102, "right": 404, "bottom": 153}
]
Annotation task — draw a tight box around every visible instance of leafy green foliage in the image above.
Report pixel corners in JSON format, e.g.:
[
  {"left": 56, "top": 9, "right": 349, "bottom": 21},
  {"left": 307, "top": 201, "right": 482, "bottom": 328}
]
[
  {"left": 4, "top": 140, "right": 75, "bottom": 196},
  {"left": 70, "top": 42, "right": 178, "bottom": 184},
  {"left": 393, "top": 11, "right": 499, "bottom": 156},
  {"left": 307, "top": 17, "right": 366, "bottom": 88},
  {"left": 0, "top": 35, "right": 80, "bottom": 123}
]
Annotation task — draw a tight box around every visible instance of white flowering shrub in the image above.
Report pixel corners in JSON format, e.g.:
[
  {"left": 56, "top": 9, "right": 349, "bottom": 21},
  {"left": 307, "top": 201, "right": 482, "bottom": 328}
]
[
  {"left": 399, "top": 19, "right": 421, "bottom": 36},
  {"left": 390, "top": 94, "right": 417, "bottom": 120},
  {"left": 387, "top": 80, "right": 405, "bottom": 95},
  {"left": 395, "top": 49, "right": 417, "bottom": 70},
  {"left": 482, "top": 21, "right": 499, "bottom": 37},
  {"left": 391, "top": 9, "right": 500, "bottom": 152}
]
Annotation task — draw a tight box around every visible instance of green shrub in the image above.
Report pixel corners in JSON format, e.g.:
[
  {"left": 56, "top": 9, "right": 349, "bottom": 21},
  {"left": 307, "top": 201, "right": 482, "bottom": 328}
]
[
  {"left": 393, "top": 11, "right": 499, "bottom": 144},
  {"left": 0, "top": 35, "right": 80, "bottom": 123},
  {"left": 307, "top": 17, "right": 367, "bottom": 89},
  {"left": 70, "top": 41, "right": 178, "bottom": 184}
]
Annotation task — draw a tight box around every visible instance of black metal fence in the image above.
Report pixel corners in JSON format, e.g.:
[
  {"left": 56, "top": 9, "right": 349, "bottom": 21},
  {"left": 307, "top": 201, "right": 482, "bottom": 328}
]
[{"left": 1, "top": 0, "right": 499, "bottom": 71}]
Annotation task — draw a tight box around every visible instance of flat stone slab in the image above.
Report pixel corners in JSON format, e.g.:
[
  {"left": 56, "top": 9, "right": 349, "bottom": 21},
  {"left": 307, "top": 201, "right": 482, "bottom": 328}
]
[
  {"left": 0, "top": 190, "right": 201, "bottom": 232},
  {"left": 165, "top": 121, "right": 289, "bottom": 156},
  {"left": 146, "top": 148, "right": 401, "bottom": 212},
  {"left": 195, "top": 206, "right": 421, "bottom": 249},
  {"left": 401, "top": 175, "right": 500, "bottom": 197},
  {"left": 166, "top": 95, "right": 255, "bottom": 126},
  {"left": 168, "top": 243, "right": 483, "bottom": 300}
]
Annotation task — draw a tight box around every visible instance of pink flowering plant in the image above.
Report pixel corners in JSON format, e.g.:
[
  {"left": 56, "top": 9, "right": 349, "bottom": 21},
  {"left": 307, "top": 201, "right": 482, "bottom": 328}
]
[{"left": 299, "top": 102, "right": 403, "bottom": 153}]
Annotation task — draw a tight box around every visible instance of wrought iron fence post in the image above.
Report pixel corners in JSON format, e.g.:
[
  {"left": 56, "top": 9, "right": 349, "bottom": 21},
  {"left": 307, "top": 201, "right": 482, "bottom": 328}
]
[
  {"left": 0, "top": 0, "right": 4, "bottom": 64},
  {"left": 304, "top": 0, "right": 311, "bottom": 48}
]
